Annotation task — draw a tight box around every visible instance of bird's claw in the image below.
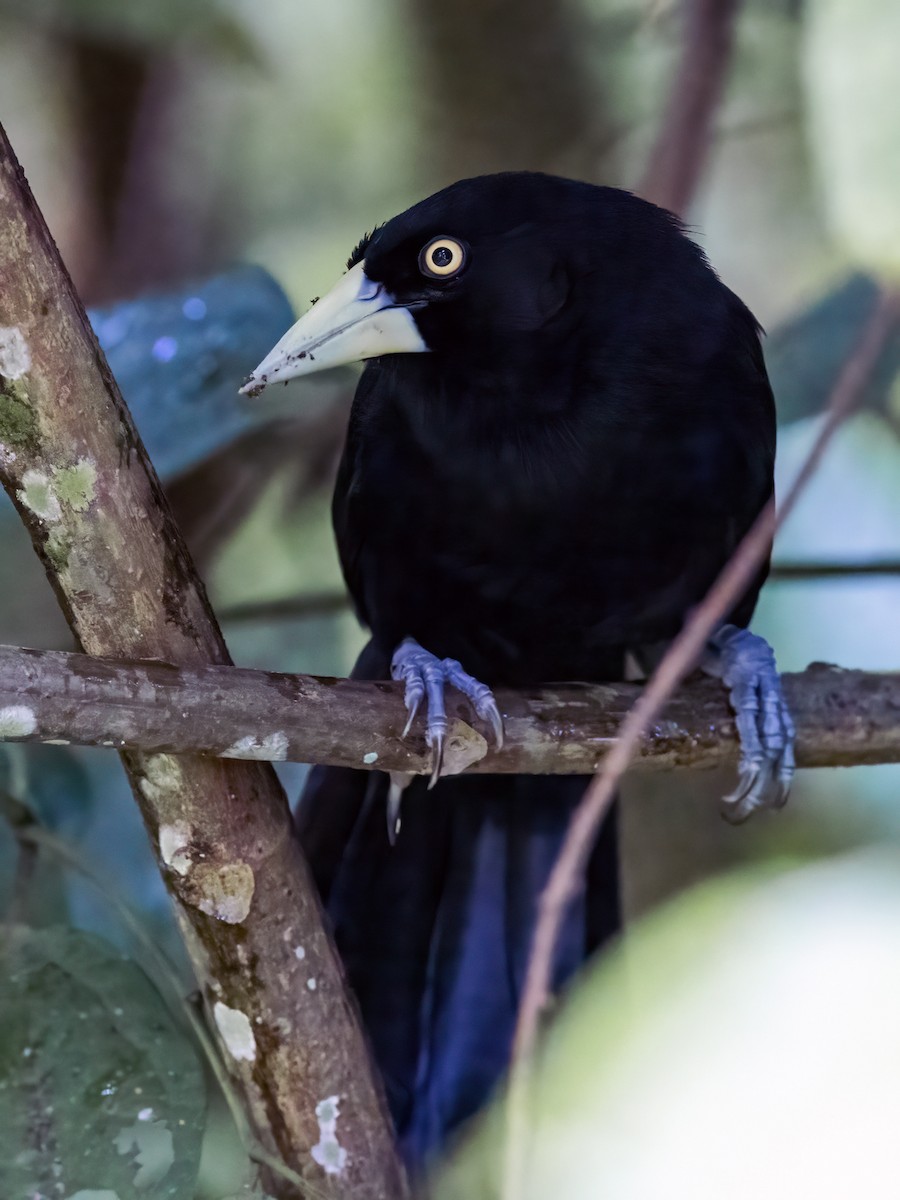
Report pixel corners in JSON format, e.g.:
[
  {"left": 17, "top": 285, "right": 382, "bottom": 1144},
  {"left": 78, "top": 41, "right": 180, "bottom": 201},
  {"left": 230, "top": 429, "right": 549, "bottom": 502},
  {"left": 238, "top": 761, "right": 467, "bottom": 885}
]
[
  {"left": 401, "top": 698, "right": 420, "bottom": 740},
  {"left": 387, "top": 772, "right": 413, "bottom": 844},
  {"left": 391, "top": 637, "right": 504, "bottom": 787},
  {"left": 704, "top": 625, "right": 795, "bottom": 823}
]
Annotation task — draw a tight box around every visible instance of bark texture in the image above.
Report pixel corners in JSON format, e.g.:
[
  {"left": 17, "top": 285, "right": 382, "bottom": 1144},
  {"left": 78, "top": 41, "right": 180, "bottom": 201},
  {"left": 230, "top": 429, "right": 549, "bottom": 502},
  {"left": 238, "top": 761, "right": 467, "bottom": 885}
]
[
  {"left": 0, "top": 123, "right": 407, "bottom": 1199},
  {"left": 0, "top": 645, "right": 897, "bottom": 777}
]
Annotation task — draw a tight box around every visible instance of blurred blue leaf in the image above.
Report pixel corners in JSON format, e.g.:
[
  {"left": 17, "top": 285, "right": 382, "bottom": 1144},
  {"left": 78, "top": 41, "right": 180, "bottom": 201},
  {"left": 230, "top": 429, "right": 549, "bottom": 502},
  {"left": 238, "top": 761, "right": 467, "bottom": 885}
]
[
  {"left": 88, "top": 265, "right": 298, "bottom": 480},
  {"left": 766, "top": 274, "right": 900, "bottom": 424},
  {"left": 0, "top": 743, "right": 93, "bottom": 835}
]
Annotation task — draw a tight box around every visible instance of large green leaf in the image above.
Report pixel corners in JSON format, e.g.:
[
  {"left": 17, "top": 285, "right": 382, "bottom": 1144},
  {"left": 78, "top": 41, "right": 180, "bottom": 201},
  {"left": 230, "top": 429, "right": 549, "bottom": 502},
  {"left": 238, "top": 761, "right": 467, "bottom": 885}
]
[
  {"left": 0, "top": 926, "right": 205, "bottom": 1200},
  {"left": 803, "top": 0, "right": 900, "bottom": 279}
]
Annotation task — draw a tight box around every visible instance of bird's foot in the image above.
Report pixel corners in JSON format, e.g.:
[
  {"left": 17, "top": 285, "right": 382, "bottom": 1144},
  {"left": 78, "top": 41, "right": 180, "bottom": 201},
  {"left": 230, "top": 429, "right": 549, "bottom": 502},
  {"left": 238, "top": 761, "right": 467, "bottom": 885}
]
[
  {"left": 390, "top": 637, "right": 504, "bottom": 787},
  {"left": 703, "top": 625, "right": 795, "bottom": 823}
]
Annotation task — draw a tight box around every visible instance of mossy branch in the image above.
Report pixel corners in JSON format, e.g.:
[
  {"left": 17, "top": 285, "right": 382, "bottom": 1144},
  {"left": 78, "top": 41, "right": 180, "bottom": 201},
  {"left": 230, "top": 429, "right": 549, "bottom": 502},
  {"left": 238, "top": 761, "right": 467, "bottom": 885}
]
[
  {"left": 0, "top": 644, "right": 897, "bottom": 776},
  {"left": 0, "top": 123, "right": 407, "bottom": 1199}
]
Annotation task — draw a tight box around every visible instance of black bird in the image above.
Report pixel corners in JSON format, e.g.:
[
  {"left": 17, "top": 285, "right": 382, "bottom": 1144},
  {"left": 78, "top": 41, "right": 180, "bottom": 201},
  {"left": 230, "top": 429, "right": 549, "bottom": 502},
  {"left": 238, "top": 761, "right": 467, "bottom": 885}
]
[{"left": 242, "top": 172, "right": 794, "bottom": 1166}]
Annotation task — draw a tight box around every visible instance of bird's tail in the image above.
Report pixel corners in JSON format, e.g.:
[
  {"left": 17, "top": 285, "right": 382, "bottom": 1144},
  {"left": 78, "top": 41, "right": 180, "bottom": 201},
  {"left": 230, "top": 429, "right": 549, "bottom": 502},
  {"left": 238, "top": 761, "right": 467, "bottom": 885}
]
[{"left": 296, "top": 648, "right": 620, "bottom": 1168}]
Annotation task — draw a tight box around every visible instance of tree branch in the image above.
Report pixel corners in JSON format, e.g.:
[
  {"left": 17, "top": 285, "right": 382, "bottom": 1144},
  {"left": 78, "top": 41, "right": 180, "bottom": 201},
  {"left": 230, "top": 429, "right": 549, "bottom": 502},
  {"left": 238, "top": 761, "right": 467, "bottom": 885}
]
[
  {"left": 770, "top": 560, "right": 900, "bottom": 581},
  {"left": 0, "top": 123, "right": 406, "bottom": 1198},
  {"left": 0, "top": 644, "right": 896, "bottom": 776}
]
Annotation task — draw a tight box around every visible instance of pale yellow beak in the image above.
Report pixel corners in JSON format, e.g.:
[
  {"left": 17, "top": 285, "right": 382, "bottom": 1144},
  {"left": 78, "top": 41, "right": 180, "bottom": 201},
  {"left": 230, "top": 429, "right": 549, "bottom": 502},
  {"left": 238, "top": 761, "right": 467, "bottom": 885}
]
[{"left": 240, "top": 261, "right": 428, "bottom": 396}]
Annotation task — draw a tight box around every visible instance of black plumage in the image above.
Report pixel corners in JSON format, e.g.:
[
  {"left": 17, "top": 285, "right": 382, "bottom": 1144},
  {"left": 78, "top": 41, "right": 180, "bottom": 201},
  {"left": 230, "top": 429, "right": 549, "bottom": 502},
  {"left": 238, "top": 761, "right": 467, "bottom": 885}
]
[
  {"left": 332, "top": 176, "right": 772, "bottom": 679},
  {"left": 251, "top": 172, "right": 782, "bottom": 1167}
]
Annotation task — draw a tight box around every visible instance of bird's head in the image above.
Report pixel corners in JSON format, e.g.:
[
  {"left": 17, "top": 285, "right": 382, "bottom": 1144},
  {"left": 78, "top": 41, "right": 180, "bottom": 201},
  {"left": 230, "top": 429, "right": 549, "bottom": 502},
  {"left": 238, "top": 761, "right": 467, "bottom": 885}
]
[{"left": 240, "top": 172, "right": 670, "bottom": 396}]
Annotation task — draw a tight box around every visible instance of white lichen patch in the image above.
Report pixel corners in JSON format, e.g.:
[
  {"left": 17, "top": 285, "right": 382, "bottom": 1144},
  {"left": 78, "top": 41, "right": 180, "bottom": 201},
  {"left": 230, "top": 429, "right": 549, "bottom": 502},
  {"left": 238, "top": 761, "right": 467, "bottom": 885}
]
[
  {"left": 53, "top": 457, "right": 97, "bottom": 512},
  {"left": 363, "top": 751, "right": 378, "bottom": 764},
  {"left": 306, "top": 978, "right": 317, "bottom": 991},
  {"left": 193, "top": 862, "right": 255, "bottom": 923},
  {"left": 158, "top": 821, "right": 192, "bottom": 876},
  {"left": 113, "top": 1119, "right": 174, "bottom": 1189},
  {"left": 222, "top": 731, "right": 289, "bottom": 761},
  {"left": 213, "top": 1001, "right": 257, "bottom": 1062},
  {"left": 18, "top": 469, "right": 61, "bottom": 522},
  {"left": 440, "top": 720, "right": 489, "bottom": 776},
  {"left": 0, "top": 326, "right": 31, "bottom": 379},
  {"left": 140, "top": 755, "right": 185, "bottom": 804},
  {"left": 311, "top": 1094, "right": 348, "bottom": 1176},
  {"left": 294, "top": 945, "right": 306, "bottom": 960},
  {"left": 0, "top": 705, "right": 37, "bottom": 738}
]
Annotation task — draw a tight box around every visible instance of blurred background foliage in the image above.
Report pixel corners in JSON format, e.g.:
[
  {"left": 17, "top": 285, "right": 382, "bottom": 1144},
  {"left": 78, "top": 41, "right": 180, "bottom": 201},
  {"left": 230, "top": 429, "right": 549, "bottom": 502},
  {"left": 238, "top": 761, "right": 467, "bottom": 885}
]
[{"left": 0, "top": 0, "right": 899, "bottom": 1195}]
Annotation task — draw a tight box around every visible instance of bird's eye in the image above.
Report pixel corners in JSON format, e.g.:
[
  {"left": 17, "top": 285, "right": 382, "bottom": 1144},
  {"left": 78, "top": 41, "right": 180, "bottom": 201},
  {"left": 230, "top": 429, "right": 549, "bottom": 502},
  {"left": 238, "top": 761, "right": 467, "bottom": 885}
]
[{"left": 418, "top": 236, "right": 467, "bottom": 279}]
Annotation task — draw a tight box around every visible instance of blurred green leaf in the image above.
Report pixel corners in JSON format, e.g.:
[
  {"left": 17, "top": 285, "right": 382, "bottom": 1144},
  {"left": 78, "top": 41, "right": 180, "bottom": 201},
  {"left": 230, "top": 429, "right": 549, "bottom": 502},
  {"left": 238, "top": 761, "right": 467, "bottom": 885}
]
[
  {"left": 803, "top": 0, "right": 900, "bottom": 280},
  {"left": 436, "top": 853, "right": 900, "bottom": 1199},
  {"left": 0, "top": 926, "right": 205, "bottom": 1199}
]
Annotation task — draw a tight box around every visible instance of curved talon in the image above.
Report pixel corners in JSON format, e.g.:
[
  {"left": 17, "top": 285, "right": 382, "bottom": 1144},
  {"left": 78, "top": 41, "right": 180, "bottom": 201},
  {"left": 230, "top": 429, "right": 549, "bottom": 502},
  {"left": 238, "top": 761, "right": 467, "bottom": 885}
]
[
  {"left": 387, "top": 772, "right": 412, "bottom": 844},
  {"left": 720, "top": 772, "right": 755, "bottom": 824},
  {"left": 704, "top": 625, "right": 795, "bottom": 820},
  {"left": 486, "top": 703, "right": 504, "bottom": 750},
  {"left": 391, "top": 638, "right": 503, "bottom": 794},
  {"left": 402, "top": 699, "right": 420, "bottom": 740},
  {"left": 428, "top": 731, "right": 445, "bottom": 789},
  {"left": 440, "top": 655, "right": 505, "bottom": 747},
  {"left": 721, "top": 766, "right": 771, "bottom": 824}
]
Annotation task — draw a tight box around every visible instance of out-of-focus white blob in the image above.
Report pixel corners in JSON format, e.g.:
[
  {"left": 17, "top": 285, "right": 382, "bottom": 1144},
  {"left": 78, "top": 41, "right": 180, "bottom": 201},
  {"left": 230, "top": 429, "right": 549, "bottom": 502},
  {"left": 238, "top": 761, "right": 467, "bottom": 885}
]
[{"left": 436, "top": 853, "right": 900, "bottom": 1200}]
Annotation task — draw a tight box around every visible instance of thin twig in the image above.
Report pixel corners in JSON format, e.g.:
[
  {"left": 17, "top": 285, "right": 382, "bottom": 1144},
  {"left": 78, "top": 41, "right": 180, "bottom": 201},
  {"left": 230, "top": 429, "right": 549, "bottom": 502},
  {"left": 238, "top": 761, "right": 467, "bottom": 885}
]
[
  {"left": 502, "top": 287, "right": 900, "bottom": 1200},
  {"left": 0, "top": 788, "right": 40, "bottom": 929},
  {"left": 638, "top": 0, "right": 742, "bottom": 216},
  {"left": 770, "top": 560, "right": 900, "bottom": 581},
  {"left": 216, "top": 558, "right": 900, "bottom": 628},
  {"left": 218, "top": 591, "right": 352, "bottom": 624}
]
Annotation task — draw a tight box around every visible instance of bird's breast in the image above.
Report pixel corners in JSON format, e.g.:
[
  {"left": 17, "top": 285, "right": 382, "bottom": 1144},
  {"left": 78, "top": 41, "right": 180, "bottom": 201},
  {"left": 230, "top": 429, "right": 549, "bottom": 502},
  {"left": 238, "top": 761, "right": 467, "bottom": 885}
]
[{"left": 338, "top": 360, "right": 769, "bottom": 684}]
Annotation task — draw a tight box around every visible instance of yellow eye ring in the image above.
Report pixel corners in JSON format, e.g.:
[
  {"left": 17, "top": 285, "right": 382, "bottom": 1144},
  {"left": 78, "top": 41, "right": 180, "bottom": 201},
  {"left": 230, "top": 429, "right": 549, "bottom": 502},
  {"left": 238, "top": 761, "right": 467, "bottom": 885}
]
[{"left": 419, "top": 236, "right": 467, "bottom": 279}]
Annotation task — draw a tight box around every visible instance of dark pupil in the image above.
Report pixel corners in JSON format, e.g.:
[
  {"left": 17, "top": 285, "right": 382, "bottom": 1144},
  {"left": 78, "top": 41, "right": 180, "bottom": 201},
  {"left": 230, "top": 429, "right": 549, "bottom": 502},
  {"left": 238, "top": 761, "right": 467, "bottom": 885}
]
[{"left": 432, "top": 245, "right": 454, "bottom": 268}]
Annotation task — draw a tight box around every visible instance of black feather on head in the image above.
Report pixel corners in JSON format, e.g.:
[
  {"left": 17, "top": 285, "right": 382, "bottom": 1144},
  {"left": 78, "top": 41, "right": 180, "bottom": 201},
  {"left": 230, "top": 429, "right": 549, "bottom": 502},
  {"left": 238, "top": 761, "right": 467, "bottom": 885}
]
[{"left": 346, "top": 227, "right": 381, "bottom": 270}]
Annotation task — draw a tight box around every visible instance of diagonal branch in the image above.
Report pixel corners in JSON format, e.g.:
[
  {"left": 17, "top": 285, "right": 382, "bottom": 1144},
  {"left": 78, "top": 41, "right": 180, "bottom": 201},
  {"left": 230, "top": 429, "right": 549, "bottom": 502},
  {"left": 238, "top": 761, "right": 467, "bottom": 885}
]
[
  {"left": 0, "top": 644, "right": 897, "bottom": 776},
  {"left": 503, "top": 284, "right": 900, "bottom": 1200},
  {"left": 0, "top": 123, "right": 406, "bottom": 1198}
]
